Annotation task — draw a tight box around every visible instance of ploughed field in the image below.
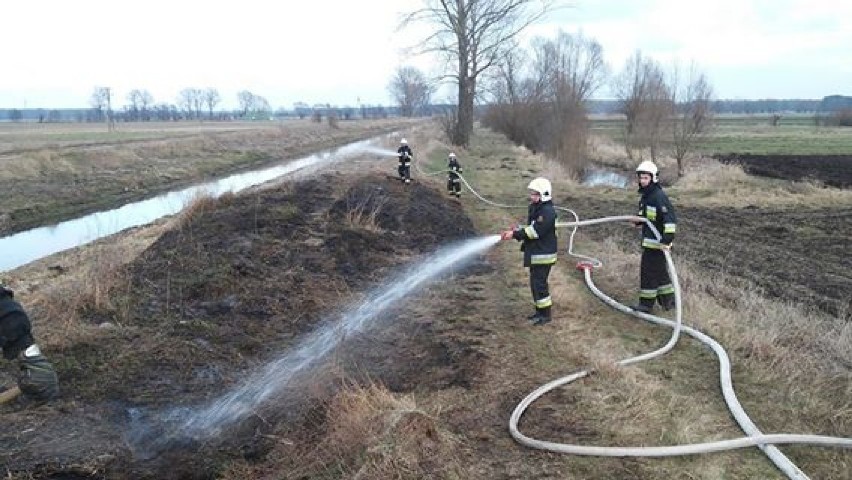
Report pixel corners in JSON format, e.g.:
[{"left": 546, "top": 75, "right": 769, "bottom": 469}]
[{"left": 562, "top": 195, "right": 851, "bottom": 317}]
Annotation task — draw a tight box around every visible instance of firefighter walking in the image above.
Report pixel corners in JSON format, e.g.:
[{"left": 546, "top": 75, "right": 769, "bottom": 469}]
[
  {"left": 500, "top": 178, "right": 558, "bottom": 326},
  {"left": 447, "top": 152, "right": 463, "bottom": 198},
  {"left": 631, "top": 161, "right": 677, "bottom": 313}
]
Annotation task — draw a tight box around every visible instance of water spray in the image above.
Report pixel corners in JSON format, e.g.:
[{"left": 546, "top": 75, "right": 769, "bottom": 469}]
[{"left": 127, "top": 235, "right": 501, "bottom": 458}]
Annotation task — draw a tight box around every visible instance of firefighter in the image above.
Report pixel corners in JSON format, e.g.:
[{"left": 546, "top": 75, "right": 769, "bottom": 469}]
[
  {"left": 397, "top": 138, "right": 413, "bottom": 184},
  {"left": 500, "top": 178, "right": 558, "bottom": 326},
  {"left": 447, "top": 152, "right": 463, "bottom": 198},
  {"left": 0, "top": 285, "right": 59, "bottom": 402},
  {"left": 631, "top": 161, "right": 677, "bottom": 313}
]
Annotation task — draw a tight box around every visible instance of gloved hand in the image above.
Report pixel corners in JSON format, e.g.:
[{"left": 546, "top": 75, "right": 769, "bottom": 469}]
[
  {"left": 500, "top": 230, "right": 515, "bottom": 241},
  {"left": 18, "top": 345, "right": 59, "bottom": 401}
]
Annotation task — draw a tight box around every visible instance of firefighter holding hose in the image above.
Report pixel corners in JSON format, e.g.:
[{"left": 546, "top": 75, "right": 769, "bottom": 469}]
[{"left": 500, "top": 178, "right": 558, "bottom": 326}]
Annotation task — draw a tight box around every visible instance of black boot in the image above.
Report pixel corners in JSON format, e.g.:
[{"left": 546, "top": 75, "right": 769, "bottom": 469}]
[
  {"left": 631, "top": 300, "right": 654, "bottom": 314},
  {"left": 532, "top": 307, "right": 551, "bottom": 326},
  {"left": 659, "top": 294, "right": 675, "bottom": 311}
]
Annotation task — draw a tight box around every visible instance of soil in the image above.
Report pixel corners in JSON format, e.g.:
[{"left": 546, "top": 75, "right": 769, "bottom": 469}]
[
  {"left": 0, "top": 171, "right": 486, "bottom": 479},
  {"left": 713, "top": 154, "right": 852, "bottom": 188},
  {"left": 561, "top": 191, "right": 852, "bottom": 317}
]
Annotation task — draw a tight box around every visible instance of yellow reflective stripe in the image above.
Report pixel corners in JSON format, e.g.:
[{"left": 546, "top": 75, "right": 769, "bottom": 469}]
[
  {"left": 640, "top": 289, "right": 658, "bottom": 299},
  {"left": 524, "top": 225, "right": 539, "bottom": 239},
  {"left": 642, "top": 238, "right": 662, "bottom": 249},
  {"left": 534, "top": 296, "right": 553, "bottom": 308},
  {"left": 531, "top": 253, "right": 557, "bottom": 265},
  {"left": 658, "top": 284, "right": 675, "bottom": 295},
  {"left": 645, "top": 206, "right": 657, "bottom": 220},
  {"left": 664, "top": 223, "right": 676, "bottom": 233}
]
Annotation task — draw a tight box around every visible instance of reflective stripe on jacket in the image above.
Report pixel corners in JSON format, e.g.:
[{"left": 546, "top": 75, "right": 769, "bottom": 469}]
[
  {"left": 638, "top": 183, "right": 677, "bottom": 249},
  {"left": 513, "top": 200, "right": 558, "bottom": 266}
]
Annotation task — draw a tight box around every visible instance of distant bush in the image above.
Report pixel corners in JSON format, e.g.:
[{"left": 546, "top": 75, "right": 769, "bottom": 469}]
[{"left": 816, "top": 109, "right": 852, "bottom": 127}]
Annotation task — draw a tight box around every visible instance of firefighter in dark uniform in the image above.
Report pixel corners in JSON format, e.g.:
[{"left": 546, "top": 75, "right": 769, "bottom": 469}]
[
  {"left": 397, "top": 138, "right": 413, "bottom": 184},
  {"left": 0, "top": 285, "right": 59, "bottom": 402},
  {"left": 631, "top": 161, "right": 677, "bottom": 313},
  {"left": 447, "top": 152, "right": 463, "bottom": 198},
  {"left": 501, "top": 177, "right": 558, "bottom": 325}
]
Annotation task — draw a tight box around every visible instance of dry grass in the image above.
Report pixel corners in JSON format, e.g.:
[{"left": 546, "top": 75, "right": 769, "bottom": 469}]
[
  {"left": 220, "top": 381, "right": 465, "bottom": 480},
  {"left": 587, "top": 237, "right": 850, "bottom": 442},
  {"left": 672, "top": 157, "right": 852, "bottom": 207},
  {"left": 344, "top": 192, "right": 387, "bottom": 233}
]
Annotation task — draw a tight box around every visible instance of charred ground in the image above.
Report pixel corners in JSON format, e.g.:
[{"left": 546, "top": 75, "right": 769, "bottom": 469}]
[
  {"left": 561, "top": 190, "right": 852, "bottom": 317},
  {"left": 714, "top": 154, "right": 852, "bottom": 188},
  {"left": 0, "top": 171, "right": 489, "bottom": 478}
]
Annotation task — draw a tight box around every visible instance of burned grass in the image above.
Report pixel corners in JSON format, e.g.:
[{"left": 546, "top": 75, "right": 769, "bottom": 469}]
[
  {"left": 713, "top": 154, "right": 852, "bottom": 188},
  {"left": 0, "top": 169, "right": 485, "bottom": 478}
]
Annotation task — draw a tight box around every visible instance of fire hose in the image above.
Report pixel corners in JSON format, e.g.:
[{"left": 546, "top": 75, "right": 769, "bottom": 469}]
[{"left": 409, "top": 154, "right": 852, "bottom": 479}]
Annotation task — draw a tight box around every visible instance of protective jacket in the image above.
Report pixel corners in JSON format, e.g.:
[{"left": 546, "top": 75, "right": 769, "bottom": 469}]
[
  {"left": 448, "top": 158, "right": 462, "bottom": 180},
  {"left": 638, "top": 182, "right": 677, "bottom": 249},
  {"left": 0, "top": 293, "right": 34, "bottom": 360},
  {"left": 397, "top": 145, "right": 413, "bottom": 165},
  {"left": 512, "top": 200, "right": 558, "bottom": 267}
]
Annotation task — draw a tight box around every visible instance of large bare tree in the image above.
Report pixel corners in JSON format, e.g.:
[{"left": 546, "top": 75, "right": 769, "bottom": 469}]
[
  {"left": 388, "top": 66, "right": 434, "bottom": 117},
  {"left": 404, "top": 0, "right": 556, "bottom": 146},
  {"left": 669, "top": 63, "right": 713, "bottom": 177}
]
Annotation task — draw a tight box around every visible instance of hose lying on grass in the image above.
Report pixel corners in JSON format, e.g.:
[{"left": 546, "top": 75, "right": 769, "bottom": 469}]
[{"left": 408, "top": 153, "right": 851, "bottom": 480}]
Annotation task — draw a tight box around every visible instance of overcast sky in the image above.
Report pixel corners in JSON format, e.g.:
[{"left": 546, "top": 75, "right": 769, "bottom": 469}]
[{"left": 2, "top": 0, "right": 850, "bottom": 110}]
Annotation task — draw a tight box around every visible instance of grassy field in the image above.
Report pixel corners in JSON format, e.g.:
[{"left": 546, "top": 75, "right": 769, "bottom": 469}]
[
  {"left": 1, "top": 121, "right": 848, "bottom": 479},
  {"left": 0, "top": 119, "right": 420, "bottom": 236},
  {"left": 591, "top": 114, "right": 852, "bottom": 155}
]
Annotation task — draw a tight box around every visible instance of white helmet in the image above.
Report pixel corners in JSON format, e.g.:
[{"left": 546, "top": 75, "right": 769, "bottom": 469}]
[
  {"left": 400, "top": 138, "right": 408, "bottom": 146},
  {"left": 448, "top": 152, "right": 456, "bottom": 159},
  {"left": 527, "top": 177, "right": 552, "bottom": 202},
  {"left": 636, "top": 160, "right": 659, "bottom": 183}
]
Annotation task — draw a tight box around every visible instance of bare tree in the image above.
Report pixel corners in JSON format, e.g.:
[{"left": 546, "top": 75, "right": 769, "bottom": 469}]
[
  {"left": 484, "top": 30, "right": 606, "bottom": 177},
  {"left": 203, "top": 88, "right": 221, "bottom": 119},
  {"left": 388, "top": 66, "right": 434, "bottom": 117},
  {"left": 670, "top": 63, "right": 713, "bottom": 177},
  {"left": 614, "top": 51, "right": 670, "bottom": 161},
  {"left": 127, "top": 89, "right": 153, "bottom": 121},
  {"left": 237, "top": 90, "right": 255, "bottom": 118},
  {"left": 404, "top": 0, "right": 556, "bottom": 146},
  {"left": 90, "top": 86, "right": 115, "bottom": 131},
  {"left": 177, "top": 88, "right": 198, "bottom": 119},
  {"left": 532, "top": 30, "right": 606, "bottom": 171}
]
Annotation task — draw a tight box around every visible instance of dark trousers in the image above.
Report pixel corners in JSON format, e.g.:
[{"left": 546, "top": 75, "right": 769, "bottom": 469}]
[
  {"left": 447, "top": 178, "right": 461, "bottom": 194},
  {"left": 529, "top": 264, "right": 553, "bottom": 316},
  {"left": 398, "top": 164, "right": 410, "bottom": 180},
  {"left": 640, "top": 249, "right": 674, "bottom": 308}
]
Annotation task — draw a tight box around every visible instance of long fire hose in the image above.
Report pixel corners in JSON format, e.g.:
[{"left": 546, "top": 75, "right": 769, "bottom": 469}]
[{"left": 409, "top": 155, "right": 851, "bottom": 479}]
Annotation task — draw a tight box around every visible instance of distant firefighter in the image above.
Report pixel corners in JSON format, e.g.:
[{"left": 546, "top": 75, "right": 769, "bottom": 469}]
[
  {"left": 397, "top": 138, "right": 413, "bottom": 184},
  {"left": 446, "top": 152, "right": 463, "bottom": 198}
]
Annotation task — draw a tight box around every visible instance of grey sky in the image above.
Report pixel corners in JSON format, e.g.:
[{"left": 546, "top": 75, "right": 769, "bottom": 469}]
[{"left": 2, "top": 0, "right": 849, "bottom": 110}]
